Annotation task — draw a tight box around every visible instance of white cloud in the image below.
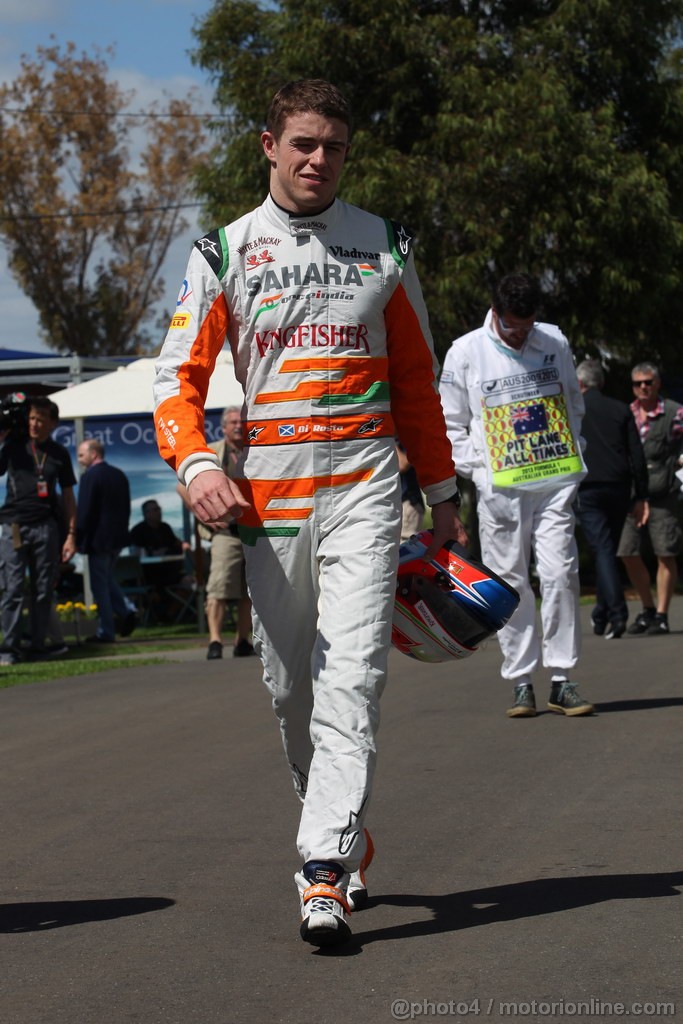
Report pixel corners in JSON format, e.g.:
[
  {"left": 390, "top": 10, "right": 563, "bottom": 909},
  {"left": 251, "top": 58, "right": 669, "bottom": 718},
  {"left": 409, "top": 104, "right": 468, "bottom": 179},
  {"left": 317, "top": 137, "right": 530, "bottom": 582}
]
[
  {"left": 112, "top": 66, "right": 213, "bottom": 110},
  {"left": 0, "top": 0, "right": 62, "bottom": 24}
]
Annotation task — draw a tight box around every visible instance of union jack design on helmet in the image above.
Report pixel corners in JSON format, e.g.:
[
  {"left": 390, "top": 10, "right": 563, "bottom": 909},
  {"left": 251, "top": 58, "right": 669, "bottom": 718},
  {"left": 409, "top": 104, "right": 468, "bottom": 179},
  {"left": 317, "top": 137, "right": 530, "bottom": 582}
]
[{"left": 392, "top": 531, "right": 520, "bottom": 663}]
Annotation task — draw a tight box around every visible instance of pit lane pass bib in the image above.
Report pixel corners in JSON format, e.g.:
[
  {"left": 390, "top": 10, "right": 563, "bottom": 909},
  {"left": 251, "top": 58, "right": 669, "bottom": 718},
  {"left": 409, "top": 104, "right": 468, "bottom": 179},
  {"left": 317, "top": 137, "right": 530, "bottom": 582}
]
[{"left": 481, "top": 368, "right": 583, "bottom": 488}]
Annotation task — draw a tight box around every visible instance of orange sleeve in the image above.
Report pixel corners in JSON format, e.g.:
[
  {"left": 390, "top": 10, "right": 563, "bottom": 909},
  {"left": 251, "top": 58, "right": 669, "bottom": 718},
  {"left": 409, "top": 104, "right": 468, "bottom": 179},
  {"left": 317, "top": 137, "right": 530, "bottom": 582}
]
[
  {"left": 385, "top": 282, "right": 455, "bottom": 489},
  {"left": 155, "top": 292, "right": 230, "bottom": 473}
]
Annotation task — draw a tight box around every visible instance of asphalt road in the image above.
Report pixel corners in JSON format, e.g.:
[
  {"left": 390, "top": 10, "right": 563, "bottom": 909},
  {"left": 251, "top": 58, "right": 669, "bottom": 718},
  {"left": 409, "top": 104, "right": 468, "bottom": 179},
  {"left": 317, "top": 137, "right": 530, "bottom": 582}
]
[{"left": 2, "top": 601, "right": 681, "bottom": 1024}]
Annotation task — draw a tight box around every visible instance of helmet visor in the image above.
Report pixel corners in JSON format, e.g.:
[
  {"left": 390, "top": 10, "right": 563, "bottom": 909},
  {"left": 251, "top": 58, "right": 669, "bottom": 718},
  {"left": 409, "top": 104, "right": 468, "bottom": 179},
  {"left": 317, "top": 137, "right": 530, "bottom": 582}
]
[{"left": 405, "top": 573, "right": 496, "bottom": 648}]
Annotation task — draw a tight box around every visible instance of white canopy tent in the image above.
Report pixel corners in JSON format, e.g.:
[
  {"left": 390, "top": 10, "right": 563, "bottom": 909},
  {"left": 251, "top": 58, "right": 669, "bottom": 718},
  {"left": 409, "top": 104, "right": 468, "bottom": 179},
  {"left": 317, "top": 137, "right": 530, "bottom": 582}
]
[
  {"left": 51, "top": 351, "right": 243, "bottom": 418},
  {"left": 48, "top": 351, "right": 243, "bottom": 622}
]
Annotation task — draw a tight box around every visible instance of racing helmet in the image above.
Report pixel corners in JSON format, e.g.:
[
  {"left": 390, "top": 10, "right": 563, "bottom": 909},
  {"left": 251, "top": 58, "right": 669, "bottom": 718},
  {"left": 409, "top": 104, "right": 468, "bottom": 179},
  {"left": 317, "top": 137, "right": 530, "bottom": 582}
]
[{"left": 392, "top": 530, "right": 520, "bottom": 663}]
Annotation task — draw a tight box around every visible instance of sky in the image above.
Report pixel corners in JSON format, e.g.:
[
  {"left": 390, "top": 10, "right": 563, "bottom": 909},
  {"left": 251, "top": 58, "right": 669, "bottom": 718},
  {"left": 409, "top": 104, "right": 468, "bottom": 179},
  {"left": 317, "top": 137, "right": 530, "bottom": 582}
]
[{"left": 0, "top": 0, "right": 218, "bottom": 353}]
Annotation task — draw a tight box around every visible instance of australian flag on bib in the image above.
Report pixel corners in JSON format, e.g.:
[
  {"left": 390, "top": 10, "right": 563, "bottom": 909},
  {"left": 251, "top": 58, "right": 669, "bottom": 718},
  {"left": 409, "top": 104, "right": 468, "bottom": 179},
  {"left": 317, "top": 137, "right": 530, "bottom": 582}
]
[{"left": 511, "top": 403, "right": 548, "bottom": 437}]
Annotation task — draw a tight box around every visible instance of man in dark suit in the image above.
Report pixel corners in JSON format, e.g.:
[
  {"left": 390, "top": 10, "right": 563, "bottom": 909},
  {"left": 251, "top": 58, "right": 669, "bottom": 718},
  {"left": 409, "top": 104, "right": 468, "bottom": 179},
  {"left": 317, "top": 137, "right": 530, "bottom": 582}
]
[
  {"left": 575, "top": 359, "right": 649, "bottom": 638},
  {"left": 76, "top": 439, "right": 138, "bottom": 642}
]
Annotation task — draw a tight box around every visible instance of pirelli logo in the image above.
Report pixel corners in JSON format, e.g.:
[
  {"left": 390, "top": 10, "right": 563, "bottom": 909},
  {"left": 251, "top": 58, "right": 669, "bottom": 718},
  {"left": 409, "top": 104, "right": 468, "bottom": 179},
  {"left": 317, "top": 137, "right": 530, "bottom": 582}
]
[{"left": 170, "top": 311, "right": 191, "bottom": 329}]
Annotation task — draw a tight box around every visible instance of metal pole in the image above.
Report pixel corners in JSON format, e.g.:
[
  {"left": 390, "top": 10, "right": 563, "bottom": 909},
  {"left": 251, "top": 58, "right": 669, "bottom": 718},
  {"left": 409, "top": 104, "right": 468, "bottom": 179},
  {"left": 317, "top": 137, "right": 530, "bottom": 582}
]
[{"left": 73, "top": 416, "right": 93, "bottom": 607}]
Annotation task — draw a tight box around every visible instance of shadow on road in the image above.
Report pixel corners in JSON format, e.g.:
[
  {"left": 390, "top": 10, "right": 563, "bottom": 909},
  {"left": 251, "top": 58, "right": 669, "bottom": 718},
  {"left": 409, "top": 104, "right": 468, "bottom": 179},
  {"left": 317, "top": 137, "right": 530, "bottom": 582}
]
[
  {"left": 595, "top": 698, "right": 683, "bottom": 713},
  {"left": 0, "top": 896, "right": 175, "bottom": 933},
  {"left": 318, "top": 871, "right": 683, "bottom": 955}
]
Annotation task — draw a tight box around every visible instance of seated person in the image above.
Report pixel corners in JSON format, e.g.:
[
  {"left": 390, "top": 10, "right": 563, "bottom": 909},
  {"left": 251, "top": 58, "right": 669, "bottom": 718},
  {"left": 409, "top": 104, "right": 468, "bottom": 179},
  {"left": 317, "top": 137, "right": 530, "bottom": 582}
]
[{"left": 128, "top": 499, "right": 190, "bottom": 590}]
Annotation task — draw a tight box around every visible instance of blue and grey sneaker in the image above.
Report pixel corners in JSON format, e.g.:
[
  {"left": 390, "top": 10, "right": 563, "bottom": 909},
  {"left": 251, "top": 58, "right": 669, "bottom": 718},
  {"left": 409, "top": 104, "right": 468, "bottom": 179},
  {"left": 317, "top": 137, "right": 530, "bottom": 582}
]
[
  {"left": 547, "top": 682, "right": 594, "bottom": 716},
  {"left": 506, "top": 683, "right": 537, "bottom": 718}
]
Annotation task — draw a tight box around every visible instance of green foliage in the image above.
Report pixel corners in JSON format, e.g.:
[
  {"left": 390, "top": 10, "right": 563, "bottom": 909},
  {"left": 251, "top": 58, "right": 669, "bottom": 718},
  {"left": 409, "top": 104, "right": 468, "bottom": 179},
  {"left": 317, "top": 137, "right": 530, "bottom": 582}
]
[{"left": 192, "top": 0, "right": 683, "bottom": 375}]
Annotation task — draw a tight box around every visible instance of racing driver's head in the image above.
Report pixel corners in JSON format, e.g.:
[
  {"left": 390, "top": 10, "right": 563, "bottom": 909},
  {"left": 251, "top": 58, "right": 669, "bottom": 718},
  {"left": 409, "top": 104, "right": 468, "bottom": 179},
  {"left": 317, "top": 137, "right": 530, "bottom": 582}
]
[{"left": 261, "top": 79, "right": 352, "bottom": 216}]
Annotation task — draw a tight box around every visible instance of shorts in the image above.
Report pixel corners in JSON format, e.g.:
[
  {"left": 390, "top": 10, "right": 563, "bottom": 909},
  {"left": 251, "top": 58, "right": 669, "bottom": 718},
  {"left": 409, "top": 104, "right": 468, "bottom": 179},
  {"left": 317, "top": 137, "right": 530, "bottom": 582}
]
[
  {"left": 206, "top": 531, "right": 248, "bottom": 601},
  {"left": 401, "top": 499, "right": 424, "bottom": 540},
  {"left": 617, "top": 499, "right": 683, "bottom": 558}
]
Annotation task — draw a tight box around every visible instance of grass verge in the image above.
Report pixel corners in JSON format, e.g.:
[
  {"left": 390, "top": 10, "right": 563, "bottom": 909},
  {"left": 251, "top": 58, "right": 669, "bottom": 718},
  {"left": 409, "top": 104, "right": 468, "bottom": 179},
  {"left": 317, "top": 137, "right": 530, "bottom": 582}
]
[
  {"left": 0, "top": 657, "right": 169, "bottom": 689},
  {"left": 0, "top": 622, "right": 217, "bottom": 690}
]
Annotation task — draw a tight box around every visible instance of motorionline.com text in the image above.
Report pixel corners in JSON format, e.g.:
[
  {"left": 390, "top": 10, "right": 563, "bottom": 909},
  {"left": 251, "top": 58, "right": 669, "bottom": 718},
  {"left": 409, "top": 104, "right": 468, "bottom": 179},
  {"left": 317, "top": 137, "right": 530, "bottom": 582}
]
[{"left": 390, "top": 997, "right": 677, "bottom": 1019}]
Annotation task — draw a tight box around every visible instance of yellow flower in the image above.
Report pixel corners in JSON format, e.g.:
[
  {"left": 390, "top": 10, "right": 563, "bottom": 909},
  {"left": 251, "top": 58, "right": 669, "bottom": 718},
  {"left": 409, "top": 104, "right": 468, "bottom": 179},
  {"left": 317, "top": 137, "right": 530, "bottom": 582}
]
[{"left": 55, "top": 600, "right": 98, "bottom": 622}]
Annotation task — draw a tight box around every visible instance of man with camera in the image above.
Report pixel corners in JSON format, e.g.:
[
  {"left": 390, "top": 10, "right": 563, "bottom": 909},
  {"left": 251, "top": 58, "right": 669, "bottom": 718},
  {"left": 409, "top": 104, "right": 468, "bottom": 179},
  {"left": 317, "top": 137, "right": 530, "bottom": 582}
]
[{"left": 0, "top": 395, "right": 77, "bottom": 665}]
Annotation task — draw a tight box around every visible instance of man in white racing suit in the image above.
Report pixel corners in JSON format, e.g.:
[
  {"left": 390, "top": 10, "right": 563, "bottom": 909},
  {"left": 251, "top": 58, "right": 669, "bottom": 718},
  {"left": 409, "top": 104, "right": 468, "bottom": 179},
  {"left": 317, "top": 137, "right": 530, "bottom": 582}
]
[
  {"left": 439, "top": 273, "right": 594, "bottom": 720},
  {"left": 153, "top": 79, "right": 467, "bottom": 946}
]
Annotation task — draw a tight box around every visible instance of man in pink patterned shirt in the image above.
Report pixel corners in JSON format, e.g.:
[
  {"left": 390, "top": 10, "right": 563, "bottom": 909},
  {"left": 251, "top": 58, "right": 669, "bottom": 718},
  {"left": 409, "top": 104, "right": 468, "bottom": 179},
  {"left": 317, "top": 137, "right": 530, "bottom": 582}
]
[{"left": 618, "top": 362, "right": 683, "bottom": 635}]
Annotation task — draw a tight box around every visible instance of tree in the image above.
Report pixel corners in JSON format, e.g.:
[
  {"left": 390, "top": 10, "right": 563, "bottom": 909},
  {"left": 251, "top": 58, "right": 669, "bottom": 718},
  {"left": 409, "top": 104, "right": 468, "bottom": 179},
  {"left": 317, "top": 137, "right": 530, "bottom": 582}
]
[
  {"left": 0, "top": 43, "right": 207, "bottom": 356},
  {"left": 192, "top": 0, "right": 683, "bottom": 374}
]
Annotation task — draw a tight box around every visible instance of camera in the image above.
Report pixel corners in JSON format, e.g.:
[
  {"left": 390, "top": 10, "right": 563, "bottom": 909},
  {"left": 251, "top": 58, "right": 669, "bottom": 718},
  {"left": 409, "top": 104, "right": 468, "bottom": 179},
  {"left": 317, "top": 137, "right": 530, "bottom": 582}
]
[{"left": 0, "top": 392, "right": 29, "bottom": 438}]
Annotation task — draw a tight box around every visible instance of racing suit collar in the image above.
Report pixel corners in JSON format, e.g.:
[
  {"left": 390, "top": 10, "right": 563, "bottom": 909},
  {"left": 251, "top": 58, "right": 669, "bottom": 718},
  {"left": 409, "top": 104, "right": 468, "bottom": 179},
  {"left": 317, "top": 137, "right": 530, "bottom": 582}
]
[{"left": 265, "top": 193, "right": 340, "bottom": 236}]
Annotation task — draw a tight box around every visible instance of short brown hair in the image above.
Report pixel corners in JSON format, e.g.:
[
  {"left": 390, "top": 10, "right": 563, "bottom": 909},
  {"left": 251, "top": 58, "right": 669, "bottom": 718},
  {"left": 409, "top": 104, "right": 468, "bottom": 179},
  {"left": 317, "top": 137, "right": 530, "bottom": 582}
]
[{"left": 266, "top": 79, "right": 352, "bottom": 141}]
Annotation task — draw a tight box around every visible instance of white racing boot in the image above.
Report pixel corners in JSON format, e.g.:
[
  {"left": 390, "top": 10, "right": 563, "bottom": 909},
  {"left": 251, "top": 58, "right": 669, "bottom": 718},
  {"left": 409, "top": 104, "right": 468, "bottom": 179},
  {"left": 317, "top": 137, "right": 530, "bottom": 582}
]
[
  {"left": 296, "top": 861, "right": 351, "bottom": 947},
  {"left": 347, "top": 829, "right": 375, "bottom": 911}
]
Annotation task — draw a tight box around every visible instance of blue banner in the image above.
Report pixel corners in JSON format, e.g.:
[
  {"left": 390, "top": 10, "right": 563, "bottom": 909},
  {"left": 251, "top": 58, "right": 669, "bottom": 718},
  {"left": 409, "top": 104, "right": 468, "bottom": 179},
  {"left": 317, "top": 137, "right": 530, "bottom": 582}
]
[{"left": 0, "top": 413, "right": 224, "bottom": 541}]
